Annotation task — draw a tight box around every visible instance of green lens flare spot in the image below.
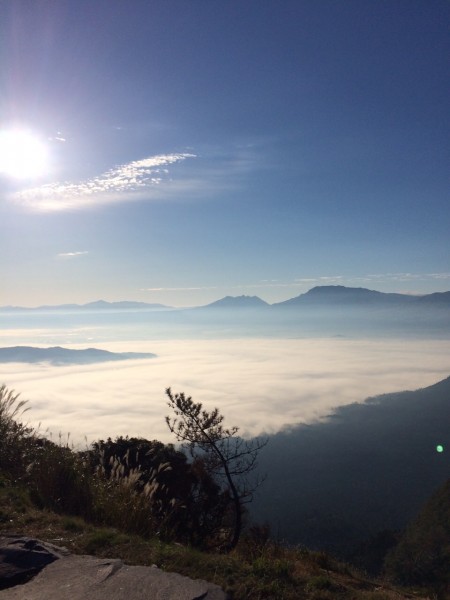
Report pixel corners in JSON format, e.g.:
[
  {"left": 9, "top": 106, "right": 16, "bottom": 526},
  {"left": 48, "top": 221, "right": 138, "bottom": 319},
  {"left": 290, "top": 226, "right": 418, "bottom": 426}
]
[{"left": 436, "top": 445, "right": 444, "bottom": 453}]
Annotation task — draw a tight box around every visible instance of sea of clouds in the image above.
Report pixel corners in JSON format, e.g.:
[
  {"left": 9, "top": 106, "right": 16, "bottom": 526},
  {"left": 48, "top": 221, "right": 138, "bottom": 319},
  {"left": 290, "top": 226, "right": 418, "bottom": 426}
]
[{"left": 1, "top": 332, "right": 450, "bottom": 447}]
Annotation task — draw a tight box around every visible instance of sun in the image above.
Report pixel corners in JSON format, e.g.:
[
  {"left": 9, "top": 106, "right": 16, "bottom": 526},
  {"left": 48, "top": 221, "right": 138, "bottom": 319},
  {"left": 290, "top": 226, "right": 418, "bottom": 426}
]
[{"left": 0, "top": 129, "right": 49, "bottom": 179}]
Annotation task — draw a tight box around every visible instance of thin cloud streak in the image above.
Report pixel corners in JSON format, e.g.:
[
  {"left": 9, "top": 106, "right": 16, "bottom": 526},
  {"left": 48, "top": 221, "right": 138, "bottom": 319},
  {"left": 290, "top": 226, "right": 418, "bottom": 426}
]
[
  {"left": 141, "top": 286, "right": 219, "bottom": 292},
  {"left": 2, "top": 338, "right": 450, "bottom": 446},
  {"left": 13, "top": 153, "right": 195, "bottom": 211},
  {"left": 140, "top": 272, "right": 450, "bottom": 298},
  {"left": 57, "top": 251, "right": 89, "bottom": 258}
]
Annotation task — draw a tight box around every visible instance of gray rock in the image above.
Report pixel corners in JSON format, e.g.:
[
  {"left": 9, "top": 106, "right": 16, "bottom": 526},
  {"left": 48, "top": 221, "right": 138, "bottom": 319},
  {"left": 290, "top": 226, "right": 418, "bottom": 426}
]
[
  {"left": 0, "top": 535, "right": 68, "bottom": 590},
  {"left": 0, "top": 537, "right": 227, "bottom": 599}
]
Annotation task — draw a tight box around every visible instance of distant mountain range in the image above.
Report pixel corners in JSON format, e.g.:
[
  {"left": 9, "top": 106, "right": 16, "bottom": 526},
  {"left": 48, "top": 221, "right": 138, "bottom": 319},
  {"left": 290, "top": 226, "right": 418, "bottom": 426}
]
[
  {"left": 0, "top": 346, "right": 156, "bottom": 365},
  {"left": 1, "top": 286, "right": 449, "bottom": 313},
  {"left": 0, "top": 300, "right": 170, "bottom": 312},
  {"left": 212, "top": 286, "right": 450, "bottom": 309}
]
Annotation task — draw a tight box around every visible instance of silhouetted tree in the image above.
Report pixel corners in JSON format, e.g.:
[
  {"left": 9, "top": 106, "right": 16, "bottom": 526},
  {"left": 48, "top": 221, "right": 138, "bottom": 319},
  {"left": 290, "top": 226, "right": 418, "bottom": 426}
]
[{"left": 165, "top": 388, "right": 267, "bottom": 552}]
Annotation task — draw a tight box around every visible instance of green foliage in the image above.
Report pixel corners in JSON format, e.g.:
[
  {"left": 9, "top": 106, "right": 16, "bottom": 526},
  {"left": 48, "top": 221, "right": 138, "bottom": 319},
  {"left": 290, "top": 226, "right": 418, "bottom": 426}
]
[
  {"left": 352, "top": 529, "right": 401, "bottom": 576},
  {"left": 62, "top": 516, "right": 86, "bottom": 532},
  {"left": 305, "top": 575, "right": 333, "bottom": 591},
  {"left": 252, "top": 556, "right": 293, "bottom": 580},
  {"left": 26, "top": 439, "right": 93, "bottom": 516},
  {"left": 307, "top": 551, "right": 335, "bottom": 570},
  {"left": 384, "top": 478, "right": 450, "bottom": 591},
  {"left": 84, "top": 529, "right": 130, "bottom": 554}
]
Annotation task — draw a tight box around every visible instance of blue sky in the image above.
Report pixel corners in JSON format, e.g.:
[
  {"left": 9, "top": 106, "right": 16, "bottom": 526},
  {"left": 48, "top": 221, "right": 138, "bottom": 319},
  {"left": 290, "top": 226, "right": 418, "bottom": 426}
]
[{"left": 1, "top": 0, "right": 449, "bottom": 307}]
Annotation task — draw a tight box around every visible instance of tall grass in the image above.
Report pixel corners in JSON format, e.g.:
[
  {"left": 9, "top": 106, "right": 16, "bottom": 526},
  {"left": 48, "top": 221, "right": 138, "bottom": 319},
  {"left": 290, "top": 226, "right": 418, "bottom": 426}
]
[
  {"left": 0, "top": 385, "right": 34, "bottom": 480},
  {"left": 0, "top": 386, "right": 154, "bottom": 534}
]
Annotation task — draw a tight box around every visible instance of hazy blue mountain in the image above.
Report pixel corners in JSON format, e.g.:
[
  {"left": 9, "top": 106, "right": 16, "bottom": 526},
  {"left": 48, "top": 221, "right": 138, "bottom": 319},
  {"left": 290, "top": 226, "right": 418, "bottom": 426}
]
[
  {"left": 2, "top": 287, "right": 450, "bottom": 314},
  {"left": 199, "top": 295, "right": 270, "bottom": 309},
  {"left": 272, "top": 285, "right": 418, "bottom": 307},
  {"left": 0, "top": 303, "right": 80, "bottom": 312},
  {"left": 0, "top": 300, "right": 170, "bottom": 312},
  {"left": 252, "top": 375, "right": 450, "bottom": 558},
  {"left": 1, "top": 287, "right": 449, "bottom": 340},
  {"left": 0, "top": 346, "right": 156, "bottom": 365},
  {"left": 82, "top": 300, "right": 170, "bottom": 310},
  {"left": 414, "top": 291, "right": 450, "bottom": 306}
]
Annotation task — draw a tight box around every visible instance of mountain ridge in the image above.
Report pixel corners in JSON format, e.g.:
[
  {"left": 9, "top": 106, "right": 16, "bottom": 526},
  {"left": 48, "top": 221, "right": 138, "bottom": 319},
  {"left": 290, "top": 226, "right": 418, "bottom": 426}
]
[
  {"left": 0, "top": 300, "right": 171, "bottom": 312},
  {"left": 1, "top": 286, "right": 450, "bottom": 312},
  {"left": 272, "top": 285, "right": 420, "bottom": 307},
  {"left": 0, "top": 346, "right": 156, "bottom": 366}
]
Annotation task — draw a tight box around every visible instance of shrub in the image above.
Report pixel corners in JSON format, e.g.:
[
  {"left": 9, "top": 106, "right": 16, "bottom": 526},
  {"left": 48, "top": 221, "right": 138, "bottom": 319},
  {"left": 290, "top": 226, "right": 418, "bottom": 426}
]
[
  {"left": 84, "top": 529, "right": 129, "bottom": 554},
  {"left": 26, "top": 438, "right": 95, "bottom": 518},
  {"left": 384, "top": 479, "right": 450, "bottom": 590}
]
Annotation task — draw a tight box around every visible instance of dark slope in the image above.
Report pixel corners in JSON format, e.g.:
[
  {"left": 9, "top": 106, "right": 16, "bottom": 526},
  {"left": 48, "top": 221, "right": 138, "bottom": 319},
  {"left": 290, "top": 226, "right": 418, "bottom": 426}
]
[
  {"left": 0, "top": 346, "right": 156, "bottom": 365},
  {"left": 253, "top": 376, "right": 450, "bottom": 557}
]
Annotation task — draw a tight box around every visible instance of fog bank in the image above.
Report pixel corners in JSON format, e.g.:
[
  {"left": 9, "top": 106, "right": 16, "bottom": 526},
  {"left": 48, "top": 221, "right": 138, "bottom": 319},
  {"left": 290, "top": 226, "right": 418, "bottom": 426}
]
[{"left": 1, "top": 337, "right": 449, "bottom": 445}]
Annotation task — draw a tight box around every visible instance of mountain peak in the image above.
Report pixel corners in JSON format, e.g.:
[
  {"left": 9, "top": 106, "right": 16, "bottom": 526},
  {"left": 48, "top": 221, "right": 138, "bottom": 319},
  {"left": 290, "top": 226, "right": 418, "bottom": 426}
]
[
  {"left": 203, "top": 295, "right": 269, "bottom": 309},
  {"left": 305, "top": 285, "right": 380, "bottom": 296}
]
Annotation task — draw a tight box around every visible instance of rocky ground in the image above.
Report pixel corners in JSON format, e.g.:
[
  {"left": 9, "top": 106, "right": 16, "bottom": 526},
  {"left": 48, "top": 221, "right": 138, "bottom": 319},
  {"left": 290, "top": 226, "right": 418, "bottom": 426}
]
[{"left": 0, "top": 535, "right": 226, "bottom": 599}]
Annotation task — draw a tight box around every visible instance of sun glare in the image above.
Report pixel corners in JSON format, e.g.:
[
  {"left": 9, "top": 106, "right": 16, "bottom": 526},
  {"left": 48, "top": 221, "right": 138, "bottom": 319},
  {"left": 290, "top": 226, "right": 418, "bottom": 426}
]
[{"left": 0, "top": 129, "right": 49, "bottom": 179}]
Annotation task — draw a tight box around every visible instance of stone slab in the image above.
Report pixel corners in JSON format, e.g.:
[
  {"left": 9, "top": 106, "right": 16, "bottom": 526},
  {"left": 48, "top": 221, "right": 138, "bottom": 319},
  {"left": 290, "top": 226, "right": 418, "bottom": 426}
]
[
  {"left": 0, "top": 537, "right": 227, "bottom": 599},
  {"left": 0, "top": 536, "right": 68, "bottom": 590}
]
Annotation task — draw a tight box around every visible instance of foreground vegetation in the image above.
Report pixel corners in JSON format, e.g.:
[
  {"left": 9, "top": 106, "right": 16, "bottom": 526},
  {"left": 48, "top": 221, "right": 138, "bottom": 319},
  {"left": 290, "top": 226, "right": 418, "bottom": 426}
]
[{"left": 0, "top": 384, "right": 442, "bottom": 599}]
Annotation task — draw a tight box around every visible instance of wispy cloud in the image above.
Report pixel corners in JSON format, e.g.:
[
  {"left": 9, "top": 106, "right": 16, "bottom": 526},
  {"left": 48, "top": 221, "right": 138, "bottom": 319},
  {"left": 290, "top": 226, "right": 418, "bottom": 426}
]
[
  {"left": 140, "top": 272, "right": 450, "bottom": 304},
  {"left": 352, "top": 272, "right": 450, "bottom": 284},
  {"left": 291, "top": 273, "right": 450, "bottom": 287},
  {"left": 14, "top": 153, "right": 195, "bottom": 211},
  {"left": 140, "top": 286, "right": 219, "bottom": 292},
  {"left": 57, "top": 251, "right": 89, "bottom": 258}
]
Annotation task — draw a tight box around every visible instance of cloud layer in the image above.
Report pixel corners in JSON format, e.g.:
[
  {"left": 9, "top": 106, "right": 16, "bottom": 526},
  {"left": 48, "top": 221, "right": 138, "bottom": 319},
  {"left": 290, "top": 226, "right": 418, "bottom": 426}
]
[
  {"left": 14, "top": 153, "right": 195, "bottom": 211},
  {"left": 1, "top": 337, "right": 450, "bottom": 446}
]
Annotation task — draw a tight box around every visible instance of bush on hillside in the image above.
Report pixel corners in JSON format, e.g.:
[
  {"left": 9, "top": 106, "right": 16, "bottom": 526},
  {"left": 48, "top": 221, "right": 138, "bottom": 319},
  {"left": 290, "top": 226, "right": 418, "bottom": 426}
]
[
  {"left": 385, "top": 479, "right": 450, "bottom": 591},
  {"left": 88, "top": 436, "right": 231, "bottom": 547},
  {"left": 0, "top": 385, "right": 263, "bottom": 551}
]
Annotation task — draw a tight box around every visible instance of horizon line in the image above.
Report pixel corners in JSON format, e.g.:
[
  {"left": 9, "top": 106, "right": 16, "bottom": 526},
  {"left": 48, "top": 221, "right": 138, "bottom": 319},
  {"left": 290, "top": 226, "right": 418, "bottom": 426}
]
[{"left": 2, "top": 284, "right": 447, "bottom": 311}]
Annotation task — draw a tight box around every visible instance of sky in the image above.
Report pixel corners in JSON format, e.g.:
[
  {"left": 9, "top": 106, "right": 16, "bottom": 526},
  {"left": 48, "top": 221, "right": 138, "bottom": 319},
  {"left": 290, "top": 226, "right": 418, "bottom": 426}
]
[{"left": 1, "top": 0, "right": 449, "bottom": 307}]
